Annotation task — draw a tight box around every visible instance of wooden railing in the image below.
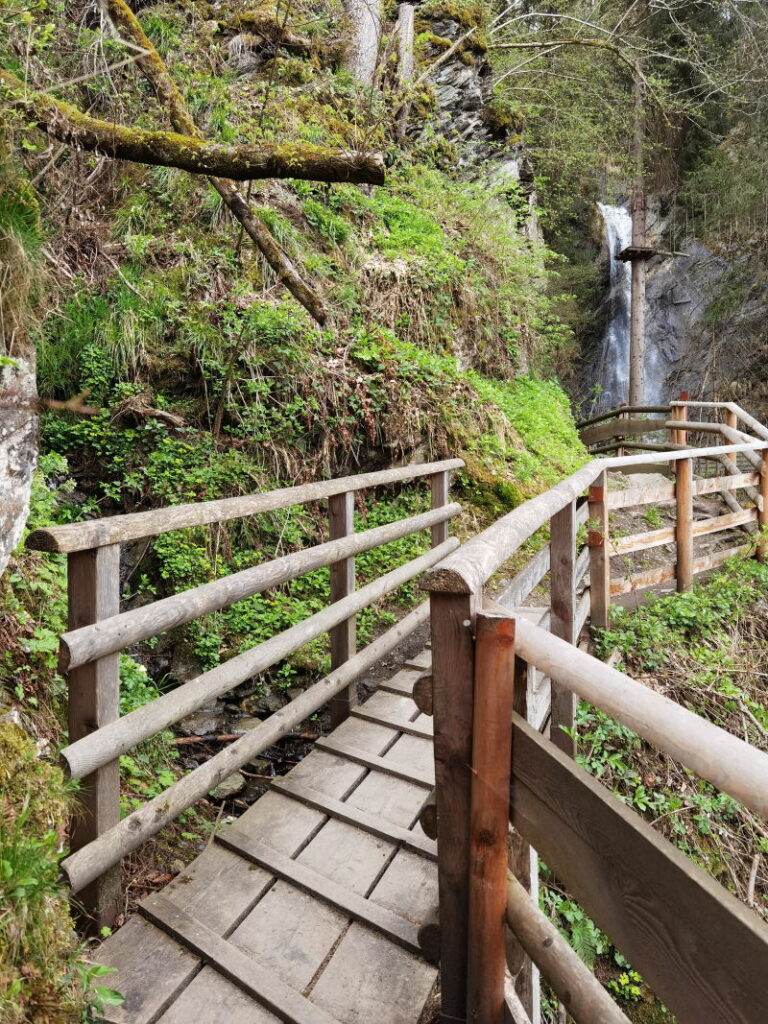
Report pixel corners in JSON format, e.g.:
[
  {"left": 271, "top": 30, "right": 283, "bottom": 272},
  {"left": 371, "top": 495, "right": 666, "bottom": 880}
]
[
  {"left": 27, "top": 458, "right": 464, "bottom": 929},
  {"left": 421, "top": 406, "right": 768, "bottom": 1024}
]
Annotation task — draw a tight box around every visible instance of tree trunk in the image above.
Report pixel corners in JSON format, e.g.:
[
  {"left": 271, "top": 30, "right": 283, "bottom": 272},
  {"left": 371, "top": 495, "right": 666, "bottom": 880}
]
[
  {"left": 343, "top": 0, "right": 382, "bottom": 84},
  {"left": 628, "top": 73, "right": 646, "bottom": 407}
]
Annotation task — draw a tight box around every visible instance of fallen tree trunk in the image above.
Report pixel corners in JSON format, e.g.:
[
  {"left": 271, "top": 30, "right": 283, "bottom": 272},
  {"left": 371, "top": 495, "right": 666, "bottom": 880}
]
[{"left": 1, "top": 73, "right": 385, "bottom": 188}]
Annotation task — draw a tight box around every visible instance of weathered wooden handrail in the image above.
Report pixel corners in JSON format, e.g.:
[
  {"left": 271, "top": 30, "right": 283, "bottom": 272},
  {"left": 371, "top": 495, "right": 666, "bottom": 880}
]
[
  {"left": 61, "top": 537, "right": 458, "bottom": 779},
  {"left": 422, "top": 442, "right": 767, "bottom": 597},
  {"left": 26, "top": 458, "right": 465, "bottom": 552},
  {"left": 576, "top": 405, "right": 671, "bottom": 430},
  {"left": 59, "top": 503, "right": 461, "bottom": 671},
  {"left": 514, "top": 617, "right": 768, "bottom": 817}
]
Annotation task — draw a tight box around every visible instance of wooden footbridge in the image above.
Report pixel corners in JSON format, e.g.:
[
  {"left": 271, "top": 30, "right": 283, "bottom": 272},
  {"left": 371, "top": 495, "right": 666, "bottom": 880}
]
[{"left": 27, "top": 398, "right": 768, "bottom": 1024}]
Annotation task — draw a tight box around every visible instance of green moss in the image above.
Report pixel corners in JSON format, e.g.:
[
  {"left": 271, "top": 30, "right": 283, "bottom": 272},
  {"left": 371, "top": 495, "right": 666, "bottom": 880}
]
[
  {"left": 417, "top": 0, "right": 487, "bottom": 29},
  {"left": 0, "top": 724, "right": 88, "bottom": 1023}
]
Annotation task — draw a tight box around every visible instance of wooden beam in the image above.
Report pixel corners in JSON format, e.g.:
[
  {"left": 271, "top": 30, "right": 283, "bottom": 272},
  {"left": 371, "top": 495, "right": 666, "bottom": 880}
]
[
  {"left": 725, "top": 407, "right": 739, "bottom": 467},
  {"left": 513, "top": 617, "right": 768, "bottom": 818},
  {"left": 676, "top": 456, "right": 693, "bottom": 591},
  {"left": 759, "top": 449, "right": 768, "bottom": 562},
  {"left": 510, "top": 715, "right": 768, "bottom": 1024},
  {"left": 329, "top": 491, "right": 356, "bottom": 728},
  {"left": 549, "top": 500, "right": 576, "bottom": 756},
  {"left": 216, "top": 829, "right": 421, "bottom": 953},
  {"left": 316, "top": 735, "right": 433, "bottom": 787},
  {"left": 507, "top": 656, "right": 537, "bottom": 1024},
  {"left": 608, "top": 525, "right": 674, "bottom": 556},
  {"left": 60, "top": 505, "right": 460, "bottom": 671},
  {"left": 141, "top": 896, "right": 338, "bottom": 1024},
  {"left": 692, "top": 472, "right": 758, "bottom": 496},
  {"left": 505, "top": 874, "right": 630, "bottom": 1024},
  {"left": 430, "top": 590, "right": 476, "bottom": 1021},
  {"left": 411, "top": 672, "right": 433, "bottom": 716},
  {"left": 431, "top": 469, "right": 451, "bottom": 547},
  {"left": 419, "top": 789, "right": 438, "bottom": 840},
  {"left": 587, "top": 473, "right": 609, "bottom": 631},
  {"left": 60, "top": 601, "right": 432, "bottom": 893},
  {"left": 349, "top": 707, "right": 432, "bottom": 739},
  {"left": 497, "top": 545, "right": 550, "bottom": 610},
  {"left": 61, "top": 541, "right": 456, "bottom": 779},
  {"left": 580, "top": 417, "right": 668, "bottom": 446},
  {"left": 270, "top": 777, "right": 436, "bottom": 859},
  {"left": 66, "top": 545, "right": 122, "bottom": 932},
  {"left": 467, "top": 610, "right": 516, "bottom": 1024},
  {"left": 606, "top": 479, "right": 676, "bottom": 508},
  {"left": 609, "top": 564, "right": 676, "bottom": 595}
]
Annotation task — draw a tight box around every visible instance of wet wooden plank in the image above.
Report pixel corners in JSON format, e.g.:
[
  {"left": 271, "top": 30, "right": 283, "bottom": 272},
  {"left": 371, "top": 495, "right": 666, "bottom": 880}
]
[
  {"left": 316, "top": 736, "right": 433, "bottom": 787},
  {"left": 310, "top": 924, "right": 436, "bottom": 1024},
  {"left": 141, "top": 896, "right": 338, "bottom": 1024},
  {"left": 96, "top": 916, "right": 199, "bottom": 1024},
  {"left": 383, "top": 732, "right": 436, "bottom": 783},
  {"left": 345, "top": 771, "right": 428, "bottom": 830},
  {"left": 404, "top": 649, "right": 431, "bottom": 670},
  {"left": 217, "top": 829, "right": 421, "bottom": 954},
  {"left": 229, "top": 881, "right": 347, "bottom": 992},
  {"left": 155, "top": 969, "right": 280, "bottom": 1024},
  {"left": 352, "top": 689, "right": 421, "bottom": 730},
  {"left": 351, "top": 707, "right": 433, "bottom": 739},
  {"left": 369, "top": 849, "right": 438, "bottom": 925},
  {"left": 271, "top": 778, "right": 436, "bottom": 859},
  {"left": 378, "top": 668, "right": 421, "bottom": 697}
]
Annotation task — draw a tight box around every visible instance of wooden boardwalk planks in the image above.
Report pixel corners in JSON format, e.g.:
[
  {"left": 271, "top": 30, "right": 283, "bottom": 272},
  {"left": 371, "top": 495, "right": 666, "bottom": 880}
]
[{"left": 96, "top": 658, "right": 438, "bottom": 1024}]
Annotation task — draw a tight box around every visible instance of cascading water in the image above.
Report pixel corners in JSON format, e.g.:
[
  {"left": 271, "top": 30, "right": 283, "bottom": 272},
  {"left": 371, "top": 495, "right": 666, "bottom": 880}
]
[{"left": 595, "top": 202, "right": 633, "bottom": 410}]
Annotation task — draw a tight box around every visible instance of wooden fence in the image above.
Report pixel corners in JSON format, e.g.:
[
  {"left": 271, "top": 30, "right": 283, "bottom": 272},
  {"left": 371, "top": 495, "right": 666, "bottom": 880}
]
[
  {"left": 26, "top": 458, "right": 463, "bottom": 929},
  {"left": 27, "top": 397, "right": 768, "bottom": 1024},
  {"left": 422, "top": 398, "right": 768, "bottom": 1024}
]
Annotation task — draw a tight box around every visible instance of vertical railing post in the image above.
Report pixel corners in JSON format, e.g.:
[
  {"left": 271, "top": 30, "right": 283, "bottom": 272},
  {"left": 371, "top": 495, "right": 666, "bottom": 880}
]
[
  {"left": 670, "top": 391, "right": 689, "bottom": 447},
  {"left": 758, "top": 448, "right": 768, "bottom": 562},
  {"left": 429, "top": 587, "right": 477, "bottom": 1022},
  {"left": 329, "top": 491, "right": 356, "bottom": 728},
  {"left": 725, "top": 406, "right": 738, "bottom": 468},
  {"left": 676, "top": 456, "right": 693, "bottom": 591},
  {"left": 466, "top": 608, "right": 515, "bottom": 1024},
  {"left": 67, "top": 544, "right": 121, "bottom": 931},
  {"left": 588, "top": 470, "right": 610, "bottom": 632},
  {"left": 617, "top": 401, "right": 628, "bottom": 458},
  {"left": 430, "top": 469, "right": 450, "bottom": 547},
  {"left": 549, "top": 500, "right": 576, "bottom": 757},
  {"left": 507, "top": 655, "right": 539, "bottom": 1024}
]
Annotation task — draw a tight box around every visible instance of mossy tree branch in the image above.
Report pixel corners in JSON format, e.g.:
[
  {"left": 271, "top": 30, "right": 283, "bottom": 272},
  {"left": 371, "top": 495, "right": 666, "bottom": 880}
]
[{"left": 1, "top": 72, "right": 385, "bottom": 186}]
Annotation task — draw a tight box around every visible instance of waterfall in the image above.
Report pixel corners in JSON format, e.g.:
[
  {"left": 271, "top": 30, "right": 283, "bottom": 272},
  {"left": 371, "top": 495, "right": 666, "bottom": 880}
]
[{"left": 595, "top": 202, "right": 633, "bottom": 410}]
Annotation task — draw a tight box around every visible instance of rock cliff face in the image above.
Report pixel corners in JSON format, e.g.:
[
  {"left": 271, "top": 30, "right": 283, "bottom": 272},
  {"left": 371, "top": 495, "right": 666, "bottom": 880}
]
[
  {"left": 580, "top": 199, "right": 768, "bottom": 415},
  {"left": 0, "top": 357, "right": 37, "bottom": 575}
]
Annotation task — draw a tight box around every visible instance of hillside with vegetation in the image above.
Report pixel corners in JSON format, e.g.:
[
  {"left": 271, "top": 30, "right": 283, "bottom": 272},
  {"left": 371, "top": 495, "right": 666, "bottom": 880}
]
[{"left": 1, "top": 0, "right": 767, "bottom": 1021}]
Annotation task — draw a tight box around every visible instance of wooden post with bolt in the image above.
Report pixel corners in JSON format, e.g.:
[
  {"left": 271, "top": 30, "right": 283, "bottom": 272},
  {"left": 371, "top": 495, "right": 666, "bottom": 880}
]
[
  {"left": 587, "top": 470, "right": 610, "bottom": 631},
  {"left": 329, "top": 491, "right": 356, "bottom": 727},
  {"left": 67, "top": 544, "right": 122, "bottom": 931},
  {"left": 466, "top": 608, "right": 516, "bottom": 1024}
]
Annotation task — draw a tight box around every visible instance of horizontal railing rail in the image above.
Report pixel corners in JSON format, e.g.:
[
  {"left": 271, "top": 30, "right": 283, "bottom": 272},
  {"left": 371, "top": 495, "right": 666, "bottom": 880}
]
[
  {"left": 422, "top": 441, "right": 767, "bottom": 596},
  {"left": 58, "top": 503, "right": 460, "bottom": 672},
  {"left": 26, "top": 458, "right": 464, "bottom": 553}
]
